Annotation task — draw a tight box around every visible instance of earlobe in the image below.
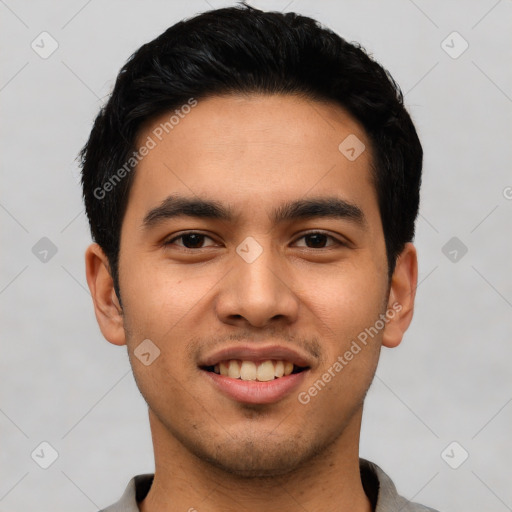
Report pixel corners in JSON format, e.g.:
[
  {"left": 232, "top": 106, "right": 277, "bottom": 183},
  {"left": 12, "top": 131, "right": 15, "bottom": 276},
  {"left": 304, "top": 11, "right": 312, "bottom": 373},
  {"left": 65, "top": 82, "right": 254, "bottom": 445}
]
[
  {"left": 381, "top": 242, "right": 418, "bottom": 349},
  {"left": 85, "top": 243, "right": 126, "bottom": 346}
]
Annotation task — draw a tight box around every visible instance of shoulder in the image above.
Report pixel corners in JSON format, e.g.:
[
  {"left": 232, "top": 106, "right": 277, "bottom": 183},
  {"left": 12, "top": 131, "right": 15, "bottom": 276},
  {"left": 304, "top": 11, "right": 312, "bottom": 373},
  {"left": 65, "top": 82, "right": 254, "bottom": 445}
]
[
  {"left": 98, "top": 474, "right": 154, "bottom": 512},
  {"left": 360, "top": 459, "right": 441, "bottom": 512}
]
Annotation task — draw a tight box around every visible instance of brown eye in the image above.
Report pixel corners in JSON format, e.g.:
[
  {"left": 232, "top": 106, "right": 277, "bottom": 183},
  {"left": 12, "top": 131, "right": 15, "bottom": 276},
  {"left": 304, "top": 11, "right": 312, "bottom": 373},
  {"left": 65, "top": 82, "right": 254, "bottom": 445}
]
[
  {"left": 180, "top": 234, "right": 206, "bottom": 248},
  {"left": 294, "top": 232, "right": 342, "bottom": 249},
  {"left": 304, "top": 233, "right": 329, "bottom": 248},
  {"left": 165, "top": 233, "right": 216, "bottom": 249}
]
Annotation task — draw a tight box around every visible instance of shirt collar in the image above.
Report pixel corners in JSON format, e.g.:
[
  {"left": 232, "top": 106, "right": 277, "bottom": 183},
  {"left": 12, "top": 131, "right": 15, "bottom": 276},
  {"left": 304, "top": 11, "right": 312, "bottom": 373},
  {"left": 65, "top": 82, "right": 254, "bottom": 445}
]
[{"left": 99, "top": 458, "right": 438, "bottom": 512}]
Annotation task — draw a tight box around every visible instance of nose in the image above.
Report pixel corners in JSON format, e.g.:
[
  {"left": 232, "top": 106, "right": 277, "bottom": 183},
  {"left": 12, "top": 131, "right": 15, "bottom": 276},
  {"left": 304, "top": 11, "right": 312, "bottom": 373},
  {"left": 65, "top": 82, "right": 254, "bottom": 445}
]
[{"left": 214, "top": 240, "right": 300, "bottom": 328}]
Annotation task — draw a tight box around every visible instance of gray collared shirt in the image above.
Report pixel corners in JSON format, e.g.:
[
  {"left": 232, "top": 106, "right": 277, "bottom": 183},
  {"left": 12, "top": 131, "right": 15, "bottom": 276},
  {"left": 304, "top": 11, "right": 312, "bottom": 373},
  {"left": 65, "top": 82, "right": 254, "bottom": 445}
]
[{"left": 99, "top": 458, "right": 440, "bottom": 512}]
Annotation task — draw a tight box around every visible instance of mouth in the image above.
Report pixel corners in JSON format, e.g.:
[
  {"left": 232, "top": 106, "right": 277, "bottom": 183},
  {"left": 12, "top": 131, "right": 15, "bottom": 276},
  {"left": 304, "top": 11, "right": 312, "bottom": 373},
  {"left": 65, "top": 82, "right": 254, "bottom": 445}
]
[
  {"left": 198, "top": 344, "right": 314, "bottom": 404},
  {"left": 200, "top": 359, "right": 310, "bottom": 382},
  {"left": 200, "top": 359, "right": 311, "bottom": 405}
]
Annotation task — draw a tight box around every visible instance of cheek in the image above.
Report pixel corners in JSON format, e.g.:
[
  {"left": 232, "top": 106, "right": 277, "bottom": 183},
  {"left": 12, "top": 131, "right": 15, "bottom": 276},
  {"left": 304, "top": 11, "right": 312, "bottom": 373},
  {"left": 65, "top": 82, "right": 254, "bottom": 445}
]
[
  {"left": 121, "top": 257, "right": 216, "bottom": 337},
  {"left": 120, "top": 260, "right": 221, "bottom": 396},
  {"left": 298, "top": 267, "right": 385, "bottom": 405},
  {"left": 302, "top": 258, "right": 387, "bottom": 341}
]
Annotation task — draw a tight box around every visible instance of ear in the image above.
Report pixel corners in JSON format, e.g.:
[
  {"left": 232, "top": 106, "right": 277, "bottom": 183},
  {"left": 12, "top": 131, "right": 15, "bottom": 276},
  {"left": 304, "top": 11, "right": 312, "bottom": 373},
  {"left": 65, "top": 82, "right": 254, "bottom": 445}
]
[
  {"left": 381, "top": 242, "right": 418, "bottom": 348},
  {"left": 85, "top": 243, "right": 126, "bottom": 346}
]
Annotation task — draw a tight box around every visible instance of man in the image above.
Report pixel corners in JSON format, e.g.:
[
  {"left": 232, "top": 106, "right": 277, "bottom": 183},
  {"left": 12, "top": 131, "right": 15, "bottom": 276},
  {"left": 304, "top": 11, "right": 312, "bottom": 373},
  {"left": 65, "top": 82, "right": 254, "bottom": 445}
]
[{"left": 81, "top": 3, "right": 438, "bottom": 511}]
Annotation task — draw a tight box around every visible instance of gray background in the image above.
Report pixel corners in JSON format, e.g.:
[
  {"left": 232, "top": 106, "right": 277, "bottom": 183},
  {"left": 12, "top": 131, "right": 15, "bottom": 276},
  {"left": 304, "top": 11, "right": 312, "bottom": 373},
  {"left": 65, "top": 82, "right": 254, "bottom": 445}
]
[{"left": 1, "top": 0, "right": 511, "bottom": 510}]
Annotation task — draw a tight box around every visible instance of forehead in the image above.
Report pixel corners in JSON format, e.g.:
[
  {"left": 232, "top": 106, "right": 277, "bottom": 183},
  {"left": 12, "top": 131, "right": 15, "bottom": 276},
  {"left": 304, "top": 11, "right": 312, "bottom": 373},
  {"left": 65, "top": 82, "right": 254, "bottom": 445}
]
[{"left": 127, "top": 93, "right": 378, "bottom": 229}]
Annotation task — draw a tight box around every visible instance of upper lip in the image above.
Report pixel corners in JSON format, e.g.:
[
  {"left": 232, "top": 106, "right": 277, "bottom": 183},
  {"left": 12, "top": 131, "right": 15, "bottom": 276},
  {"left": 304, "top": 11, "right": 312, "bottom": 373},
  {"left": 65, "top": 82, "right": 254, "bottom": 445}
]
[{"left": 199, "top": 344, "right": 313, "bottom": 368}]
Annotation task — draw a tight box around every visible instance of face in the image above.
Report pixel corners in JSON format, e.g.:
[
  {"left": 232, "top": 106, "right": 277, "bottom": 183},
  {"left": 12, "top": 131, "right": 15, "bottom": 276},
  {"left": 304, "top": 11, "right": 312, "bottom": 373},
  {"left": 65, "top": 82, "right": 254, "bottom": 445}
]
[{"left": 87, "top": 93, "right": 416, "bottom": 478}]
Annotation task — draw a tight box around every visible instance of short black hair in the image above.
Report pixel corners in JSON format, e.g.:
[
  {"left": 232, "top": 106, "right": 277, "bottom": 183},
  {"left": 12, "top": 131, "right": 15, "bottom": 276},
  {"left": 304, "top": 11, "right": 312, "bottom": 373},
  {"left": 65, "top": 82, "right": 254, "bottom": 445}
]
[{"left": 80, "top": 2, "right": 422, "bottom": 300}]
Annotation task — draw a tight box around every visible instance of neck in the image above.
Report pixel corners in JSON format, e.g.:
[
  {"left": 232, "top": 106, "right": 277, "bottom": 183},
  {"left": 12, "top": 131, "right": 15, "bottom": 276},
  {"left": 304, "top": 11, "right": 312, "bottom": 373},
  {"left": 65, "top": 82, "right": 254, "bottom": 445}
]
[{"left": 139, "top": 408, "right": 372, "bottom": 512}]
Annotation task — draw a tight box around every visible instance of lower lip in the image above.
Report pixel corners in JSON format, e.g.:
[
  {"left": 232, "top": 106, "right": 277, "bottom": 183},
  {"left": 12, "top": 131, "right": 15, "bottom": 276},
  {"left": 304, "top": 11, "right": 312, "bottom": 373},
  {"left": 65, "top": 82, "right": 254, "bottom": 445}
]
[{"left": 201, "top": 369, "right": 309, "bottom": 404}]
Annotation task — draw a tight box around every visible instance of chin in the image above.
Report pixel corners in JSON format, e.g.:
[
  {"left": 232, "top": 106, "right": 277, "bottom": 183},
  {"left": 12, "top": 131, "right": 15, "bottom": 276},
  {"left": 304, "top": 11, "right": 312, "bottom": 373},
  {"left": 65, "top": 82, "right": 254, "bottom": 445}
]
[{"left": 188, "top": 434, "right": 329, "bottom": 479}]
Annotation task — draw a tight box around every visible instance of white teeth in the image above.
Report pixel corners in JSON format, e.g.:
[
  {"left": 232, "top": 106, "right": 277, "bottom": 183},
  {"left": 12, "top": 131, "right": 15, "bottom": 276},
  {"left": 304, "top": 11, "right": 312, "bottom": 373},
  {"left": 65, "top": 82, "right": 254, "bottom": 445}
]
[
  {"left": 212, "top": 359, "right": 303, "bottom": 381},
  {"left": 240, "top": 361, "right": 257, "bottom": 380},
  {"left": 274, "top": 360, "right": 284, "bottom": 378},
  {"left": 219, "top": 361, "right": 229, "bottom": 376},
  {"left": 256, "top": 360, "right": 275, "bottom": 381},
  {"left": 228, "top": 360, "right": 241, "bottom": 379}
]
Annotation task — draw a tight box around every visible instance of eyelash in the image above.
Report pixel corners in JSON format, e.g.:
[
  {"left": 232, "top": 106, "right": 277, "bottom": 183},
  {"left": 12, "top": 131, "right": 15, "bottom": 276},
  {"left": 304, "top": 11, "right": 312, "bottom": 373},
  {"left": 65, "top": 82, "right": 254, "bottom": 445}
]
[{"left": 163, "top": 231, "right": 346, "bottom": 250}]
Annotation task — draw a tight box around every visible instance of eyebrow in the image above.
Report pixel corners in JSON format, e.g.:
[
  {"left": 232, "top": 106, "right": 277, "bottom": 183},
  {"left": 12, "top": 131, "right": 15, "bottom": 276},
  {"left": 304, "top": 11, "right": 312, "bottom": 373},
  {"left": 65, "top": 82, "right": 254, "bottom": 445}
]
[{"left": 141, "top": 194, "right": 367, "bottom": 229}]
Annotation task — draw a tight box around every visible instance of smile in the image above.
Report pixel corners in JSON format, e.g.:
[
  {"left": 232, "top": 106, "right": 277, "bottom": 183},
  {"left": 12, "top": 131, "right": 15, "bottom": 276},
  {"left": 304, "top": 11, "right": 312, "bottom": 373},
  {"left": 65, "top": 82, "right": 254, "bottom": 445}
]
[
  {"left": 200, "top": 361, "right": 310, "bottom": 404},
  {"left": 203, "top": 359, "right": 309, "bottom": 382}
]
